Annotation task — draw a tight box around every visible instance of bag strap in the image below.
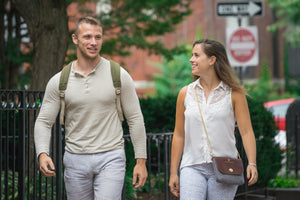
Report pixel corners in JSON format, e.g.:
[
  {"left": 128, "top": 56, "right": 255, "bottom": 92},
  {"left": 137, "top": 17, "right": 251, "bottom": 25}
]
[
  {"left": 194, "top": 87, "right": 214, "bottom": 157},
  {"left": 110, "top": 60, "right": 124, "bottom": 122},
  {"left": 194, "top": 87, "right": 240, "bottom": 159},
  {"left": 59, "top": 62, "right": 72, "bottom": 125},
  {"left": 58, "top": 60, "right": 124, "bottom": 125}
]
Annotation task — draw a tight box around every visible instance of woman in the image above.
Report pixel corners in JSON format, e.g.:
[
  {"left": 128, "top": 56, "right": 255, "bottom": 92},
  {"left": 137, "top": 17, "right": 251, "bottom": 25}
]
[{"left": 169, "top": 39, "right": 258, "bottom": 200}]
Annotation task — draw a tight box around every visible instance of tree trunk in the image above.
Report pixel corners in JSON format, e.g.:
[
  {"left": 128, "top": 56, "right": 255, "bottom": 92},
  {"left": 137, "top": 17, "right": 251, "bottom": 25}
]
[
  {"left": 12, "top": 0, "right": 69, "bottom": 90},
  {"left": 0, "top": 0, "right": 7, "bottom": 88}
]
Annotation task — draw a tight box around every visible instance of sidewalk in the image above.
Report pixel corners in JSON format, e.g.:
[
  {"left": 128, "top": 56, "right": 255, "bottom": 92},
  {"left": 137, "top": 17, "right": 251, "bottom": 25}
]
[
  {"left": 235, "top": 195, "right": 275, "bottom": 200},
  {"left": 235, "top": 187, "right": 300, "bottom": 200}
]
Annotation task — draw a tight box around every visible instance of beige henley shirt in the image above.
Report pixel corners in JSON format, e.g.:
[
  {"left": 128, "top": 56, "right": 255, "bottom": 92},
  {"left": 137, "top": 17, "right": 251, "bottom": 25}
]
[{"left": 34, "top": 57, "right": 147, "bottom": 159}]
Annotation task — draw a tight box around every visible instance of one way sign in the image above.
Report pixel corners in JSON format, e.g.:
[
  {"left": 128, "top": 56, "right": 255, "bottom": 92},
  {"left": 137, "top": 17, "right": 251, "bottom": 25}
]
[{"left": 217, "top": 1, "right": 263, "bottom": 17}]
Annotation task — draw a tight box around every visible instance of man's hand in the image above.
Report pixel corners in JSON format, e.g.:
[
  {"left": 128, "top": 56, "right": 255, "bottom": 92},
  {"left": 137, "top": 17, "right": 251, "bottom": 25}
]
[
  {"left": 38, "top": 153, "right": 56, "bottom": 177},
  {"left": 132, "top": 158, "right": 147, "bottom": 189}
]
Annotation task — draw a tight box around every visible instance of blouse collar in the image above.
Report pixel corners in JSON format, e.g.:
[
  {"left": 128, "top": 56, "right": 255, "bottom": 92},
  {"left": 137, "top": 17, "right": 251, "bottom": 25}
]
[{"left": 193, "top": 78, "right": 226, "bottom": 91}]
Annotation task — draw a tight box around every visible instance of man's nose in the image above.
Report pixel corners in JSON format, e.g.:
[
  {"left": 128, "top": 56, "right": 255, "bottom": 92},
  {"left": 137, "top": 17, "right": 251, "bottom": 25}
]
[{"left": 90, "top": 37, "right": 97, "bottom": 44}]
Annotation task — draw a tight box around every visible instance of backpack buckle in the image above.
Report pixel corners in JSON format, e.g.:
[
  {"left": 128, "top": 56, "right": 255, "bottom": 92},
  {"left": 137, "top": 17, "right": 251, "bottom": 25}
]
[{"left": 115, "top": 88, "right": 121, "bottom": 95}]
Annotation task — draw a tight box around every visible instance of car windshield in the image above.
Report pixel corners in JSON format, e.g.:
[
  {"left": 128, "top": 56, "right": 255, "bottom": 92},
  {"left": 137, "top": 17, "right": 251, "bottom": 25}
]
[{"left": 268, "top": 104, "right": 290, "bottom": 117}]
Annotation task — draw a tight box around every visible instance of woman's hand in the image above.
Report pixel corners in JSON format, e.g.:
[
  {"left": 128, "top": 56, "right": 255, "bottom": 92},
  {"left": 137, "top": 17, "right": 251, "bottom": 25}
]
[
  {"left": 169, "top": 174, "right": 180, "bottom": 197},
  {"left": 247, "top": 163, "right": 258, "bottom": 186}
]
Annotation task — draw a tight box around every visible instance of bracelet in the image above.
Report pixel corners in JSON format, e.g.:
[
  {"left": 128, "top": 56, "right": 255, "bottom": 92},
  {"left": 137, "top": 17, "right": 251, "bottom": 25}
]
[{"left": 248, "top": 163, "right": 257, "bottom": 167}]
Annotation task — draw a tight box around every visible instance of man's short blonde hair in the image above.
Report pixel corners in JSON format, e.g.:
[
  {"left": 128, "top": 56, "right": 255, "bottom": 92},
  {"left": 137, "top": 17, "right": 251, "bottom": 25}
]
[{"left": 74, "top": 16, "right": 102, "bottom": 35}]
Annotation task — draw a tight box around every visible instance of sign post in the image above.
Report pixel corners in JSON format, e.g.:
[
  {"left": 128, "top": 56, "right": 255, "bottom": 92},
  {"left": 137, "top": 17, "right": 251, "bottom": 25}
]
[
  {"left": 216, "top": 1, "right": 263, "bottom": 84},
  {"left": 226, "top": 26, "right": 259, "bottom": 84},
  {"left": 227, "top": 26, "right": 259, "bottom": 67},
  {"left": 217, "top": 1, "right": 263, "bottom": 17}
]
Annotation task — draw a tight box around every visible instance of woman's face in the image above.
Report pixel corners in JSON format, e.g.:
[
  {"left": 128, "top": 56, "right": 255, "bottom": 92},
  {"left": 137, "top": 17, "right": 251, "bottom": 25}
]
[{"left": 189, "top": 44, "right": 212, "bottom": 76}]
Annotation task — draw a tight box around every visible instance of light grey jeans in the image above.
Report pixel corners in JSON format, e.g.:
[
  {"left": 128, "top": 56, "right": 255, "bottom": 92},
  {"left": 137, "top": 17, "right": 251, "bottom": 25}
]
[
  {"left": 180, "top": 163, "right": 238, "bottom": 200},
  {"left": 63, "top": 148, "right": 126, "bottom": 200}
]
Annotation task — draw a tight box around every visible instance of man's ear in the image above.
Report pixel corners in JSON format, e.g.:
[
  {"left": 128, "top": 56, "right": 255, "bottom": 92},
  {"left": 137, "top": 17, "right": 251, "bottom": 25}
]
[{"left": 72, "top": 34, "right": 78, "bottom": 45}]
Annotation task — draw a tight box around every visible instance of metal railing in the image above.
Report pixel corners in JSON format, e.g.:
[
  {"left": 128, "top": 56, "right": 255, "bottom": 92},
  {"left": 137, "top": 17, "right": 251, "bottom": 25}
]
[
  {"left": 0, "top": 90, "right": 178, "bottom": 200},
  {"left": 1, "top": 90, "right": 272, "bottom": 200}
]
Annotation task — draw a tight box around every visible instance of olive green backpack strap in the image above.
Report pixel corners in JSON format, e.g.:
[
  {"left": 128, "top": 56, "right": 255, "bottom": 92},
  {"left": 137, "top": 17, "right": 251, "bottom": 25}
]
[
  {"left": 59, "top": 62, "right": 72, "bottom": 125},
  {"left": 58, "top": 60, "right": 124, "bottom": 124},
  {"left": 110, "top": 60, "right": 124, "bottom": 122}
]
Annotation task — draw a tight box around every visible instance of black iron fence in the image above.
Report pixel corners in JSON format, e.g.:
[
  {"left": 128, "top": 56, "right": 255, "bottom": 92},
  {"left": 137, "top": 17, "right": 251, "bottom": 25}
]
[
  {"left": 0, "top": 90, "right": 178, "bottom": 200},
  {"left": 1, "top": 90, "right": 275, "bottom": 200}
]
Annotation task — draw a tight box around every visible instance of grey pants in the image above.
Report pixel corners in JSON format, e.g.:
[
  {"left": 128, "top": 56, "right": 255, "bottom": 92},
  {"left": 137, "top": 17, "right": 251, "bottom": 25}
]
[
  {"left": 180, "top": 163, "right": 238, "bottom": 200},
  {"left": 63, "top": 148, "right": 126, "bottom": 200}
]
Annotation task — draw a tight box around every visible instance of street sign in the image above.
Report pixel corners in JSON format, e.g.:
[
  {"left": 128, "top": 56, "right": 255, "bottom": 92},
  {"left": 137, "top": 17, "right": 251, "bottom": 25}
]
[
  {"left": 217, "top": 1, "right": 263, "bottom": 17},
  {"left": 226, "top": 26, "right": 258, "bottom": 67}
]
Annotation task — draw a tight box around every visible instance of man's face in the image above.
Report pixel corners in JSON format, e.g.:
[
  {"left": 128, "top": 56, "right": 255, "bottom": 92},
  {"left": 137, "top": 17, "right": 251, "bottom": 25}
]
[{"left": 72, "top": 23, "right": 103, "bottom": 60}]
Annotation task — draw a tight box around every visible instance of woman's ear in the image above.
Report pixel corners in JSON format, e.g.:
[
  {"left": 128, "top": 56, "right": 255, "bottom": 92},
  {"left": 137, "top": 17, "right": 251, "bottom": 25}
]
[{"left": 209, "top": 56, "right": 216, "bottom": 66}]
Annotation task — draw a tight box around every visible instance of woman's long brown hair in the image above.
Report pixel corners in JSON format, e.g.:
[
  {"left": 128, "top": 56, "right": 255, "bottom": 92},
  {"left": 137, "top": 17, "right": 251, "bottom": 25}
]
[{"left": 192, "top": 39, "right": 245, "bottom": 94}]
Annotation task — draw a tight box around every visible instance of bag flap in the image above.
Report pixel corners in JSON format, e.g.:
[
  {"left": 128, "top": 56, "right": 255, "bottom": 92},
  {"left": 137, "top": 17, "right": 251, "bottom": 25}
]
[{"left": 214, "top": 157, "right": 244, "bottom": 175}]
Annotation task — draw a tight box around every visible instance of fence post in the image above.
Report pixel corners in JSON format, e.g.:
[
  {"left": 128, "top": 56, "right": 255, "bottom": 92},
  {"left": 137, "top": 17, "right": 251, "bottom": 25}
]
[
  {"left": 164, "top": 134, "right": 169, "bottom": 200},
  {"left": 18, "top": 91, "right": 26, "bottom": 200},
  {"left": 147, "top": 135, "right": 152, "bottom": 199},
  {"left": 0, "top": 104, "right": 2, "bottom": 198},
  {"left": 296, "top": 114, "right": 299, "bottom": 179},
  {"left": 56, "top": 119, "right": 63, "bottom": 200}
]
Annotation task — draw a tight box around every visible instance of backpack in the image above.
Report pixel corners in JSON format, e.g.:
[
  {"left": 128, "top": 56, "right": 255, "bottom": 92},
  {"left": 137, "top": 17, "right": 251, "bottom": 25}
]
[{"left": 58, "top": 60, "right": 124, "bottom": 125}]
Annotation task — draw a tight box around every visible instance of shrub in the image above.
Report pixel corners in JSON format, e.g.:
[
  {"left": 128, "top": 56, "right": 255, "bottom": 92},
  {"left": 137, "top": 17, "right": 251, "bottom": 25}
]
[
  {"left": 245, "top": 59, "right": 296, "bottom": 102},
  {"left": 241, "top": 97, "right": 283, "bottom": 188},
  {"left": 268, "top": 175, "right": 300, "bottom": 188},
  {"left": 123, "top": 95, "right": 177, "bottom": 134},
  {"left": 123, "top": 93, "right": 283, "bottom": 196}
]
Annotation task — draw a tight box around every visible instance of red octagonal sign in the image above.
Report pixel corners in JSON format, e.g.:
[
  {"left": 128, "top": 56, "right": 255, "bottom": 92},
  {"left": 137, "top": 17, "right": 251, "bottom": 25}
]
[{"left": 229, "top": 28, "right": 257, "bottom": 63}]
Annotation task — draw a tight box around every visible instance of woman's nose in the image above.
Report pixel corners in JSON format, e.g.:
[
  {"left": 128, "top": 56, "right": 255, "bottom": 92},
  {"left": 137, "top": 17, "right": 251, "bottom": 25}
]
[{"left": 189, "top": 56, "right": 194, "bottom": 62}]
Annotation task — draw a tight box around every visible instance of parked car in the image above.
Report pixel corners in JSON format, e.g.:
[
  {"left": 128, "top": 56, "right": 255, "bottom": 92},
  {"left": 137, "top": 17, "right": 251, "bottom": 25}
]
[
  {"left": 264, "top": 98, "right": 295, "bottom": 150},
  {"left": 264, "top": 98, "right": 295, "bottom": 131}
]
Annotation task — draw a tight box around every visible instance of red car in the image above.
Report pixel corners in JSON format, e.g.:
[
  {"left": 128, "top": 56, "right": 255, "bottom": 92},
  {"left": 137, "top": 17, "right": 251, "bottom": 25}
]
[{"left": 264, "top": 98, "right": 295, "bottom": 131}]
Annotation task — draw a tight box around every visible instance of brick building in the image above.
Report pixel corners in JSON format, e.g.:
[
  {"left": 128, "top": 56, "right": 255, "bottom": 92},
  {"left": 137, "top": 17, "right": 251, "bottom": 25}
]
[{"left": 67, "top": 0, "right": 283, "bottom": 97}]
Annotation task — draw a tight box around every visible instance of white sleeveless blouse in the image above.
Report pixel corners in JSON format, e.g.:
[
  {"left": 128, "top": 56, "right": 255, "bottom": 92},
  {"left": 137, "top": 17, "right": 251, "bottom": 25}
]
[{"left": 180, "top": 79, "right": 238, "bottom": 169}]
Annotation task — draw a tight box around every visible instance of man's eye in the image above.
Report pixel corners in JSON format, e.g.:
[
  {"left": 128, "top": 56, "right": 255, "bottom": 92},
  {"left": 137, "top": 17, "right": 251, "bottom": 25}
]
[
  {"left": 83, "top": 35, "right": 91, "bottom": 39},
  {"left": 96, "top": 36, "right": 102, "bottom": 40}
]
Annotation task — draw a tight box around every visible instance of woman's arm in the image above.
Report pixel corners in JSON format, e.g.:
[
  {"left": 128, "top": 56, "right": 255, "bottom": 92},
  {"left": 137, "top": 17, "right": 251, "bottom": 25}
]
[
  {"left": 232, "top": 91, "right": 258, "bottom": 186},
  {"left": 169, "top": 86, "right": 187, "bottom": 197}
]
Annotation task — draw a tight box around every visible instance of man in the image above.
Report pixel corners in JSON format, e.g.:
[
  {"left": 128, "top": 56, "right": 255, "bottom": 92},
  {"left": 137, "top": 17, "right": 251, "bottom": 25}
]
[{"left": 34, "top": 16, "right": 147, "bottom": 200}]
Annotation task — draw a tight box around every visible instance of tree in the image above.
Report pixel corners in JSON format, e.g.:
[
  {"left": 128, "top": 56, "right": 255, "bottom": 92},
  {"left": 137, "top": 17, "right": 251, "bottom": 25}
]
[
  {"left": 266, "top": 1, "right": 300, "bottom": 98},
  {"left": 245, "top": 59, "right": 296, "bottom": 102},
  {"left": 152, "top": 27, "right": 203, "bottom": 97},
  {"left": 267, "top": 0, "right": 300, "bottom": 46},
  {"left": 11, "top": 0, "right": 69, "bottom": 90},
  {"left": 97, "top": 0, "right": 192, "bottom": 59},
  {"left": 0, "top": 0, "right": 31, "bottom": 89},
  {"left": 8, "top": 0, "right": 192, "bottom": 90},
  {"left": 153, "top": 51, "right": 193, "bottom": 97}
]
